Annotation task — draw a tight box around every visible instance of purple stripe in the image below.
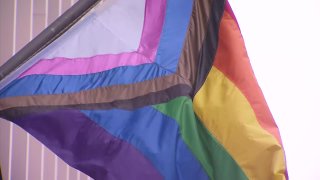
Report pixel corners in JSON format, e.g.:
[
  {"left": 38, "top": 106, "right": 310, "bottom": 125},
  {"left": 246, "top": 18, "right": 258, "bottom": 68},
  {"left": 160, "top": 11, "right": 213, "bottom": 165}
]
[
  {"left": 19, "top": 0, "right": 166, "bottom": 78},
  {"left": 14, "top": 109, "right": 162, "bottom": 180}
]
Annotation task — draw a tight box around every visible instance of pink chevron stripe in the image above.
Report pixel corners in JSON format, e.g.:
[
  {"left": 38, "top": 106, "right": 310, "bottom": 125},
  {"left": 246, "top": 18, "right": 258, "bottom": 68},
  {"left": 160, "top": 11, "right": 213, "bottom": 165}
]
[
  {"left": 20, "top": 52, "right": 149, "bottom": 76},
  {"left": 137, "top": 0, "right": 166, "bottom": 59},
  {"left": 19, "top": 0, "right": 165, "bottom": 78}
]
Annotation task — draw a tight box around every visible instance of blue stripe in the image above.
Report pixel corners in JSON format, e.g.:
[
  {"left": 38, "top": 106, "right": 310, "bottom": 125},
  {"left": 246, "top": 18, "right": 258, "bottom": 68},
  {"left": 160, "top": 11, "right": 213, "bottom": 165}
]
[
  {"left": 0, "top": 63, "right": 169, "bottom": 98},
  {"left": 154, "top": 0, "right": 193, "bottom": 71},
  {"left": 0, "top": 0, "right": 193, "bottom": 98},
  {"left": 81, "top": 107, "right": 208, "bottom": 180}
]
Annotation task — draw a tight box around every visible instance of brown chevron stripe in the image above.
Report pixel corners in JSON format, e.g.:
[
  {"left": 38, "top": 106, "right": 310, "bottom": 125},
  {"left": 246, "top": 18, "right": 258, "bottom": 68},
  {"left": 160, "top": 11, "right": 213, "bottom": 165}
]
[
  {"left": 177, "top": 0, "right": 214, "bottom": 85},
  {"left": 177, "top": 0, "right": 226, "bottom": 95},
  {"left": 0, "top": 84, "right": 192, "bottom": 120},
  {"left": 193, "top": 0, "right": 225, "bottom": 94},
  {"left": 0, "top": 73, "right": 190, "bottom": 111}
]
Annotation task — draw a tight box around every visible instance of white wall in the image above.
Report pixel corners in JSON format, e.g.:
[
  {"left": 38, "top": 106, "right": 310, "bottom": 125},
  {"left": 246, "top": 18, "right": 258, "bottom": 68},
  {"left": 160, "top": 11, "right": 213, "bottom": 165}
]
[
  {"left": 0, "top": 1, "right": 91, "bottom": 180},
  {"left": 229, "top": 0, "right": 320, "bottom": 179}
]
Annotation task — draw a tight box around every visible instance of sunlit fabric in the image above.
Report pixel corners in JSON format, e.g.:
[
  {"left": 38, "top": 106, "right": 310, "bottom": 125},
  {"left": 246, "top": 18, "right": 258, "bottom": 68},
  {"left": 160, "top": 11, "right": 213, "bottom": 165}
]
[{"left": 0, "top": 0, "right": 287, "bottom": 179}]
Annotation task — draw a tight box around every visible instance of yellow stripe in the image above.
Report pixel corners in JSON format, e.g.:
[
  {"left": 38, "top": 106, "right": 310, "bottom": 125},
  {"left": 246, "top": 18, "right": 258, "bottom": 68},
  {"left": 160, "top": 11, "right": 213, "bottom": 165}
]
[{"left": 193, "top": 67, "right": 286, "bottom": 180}]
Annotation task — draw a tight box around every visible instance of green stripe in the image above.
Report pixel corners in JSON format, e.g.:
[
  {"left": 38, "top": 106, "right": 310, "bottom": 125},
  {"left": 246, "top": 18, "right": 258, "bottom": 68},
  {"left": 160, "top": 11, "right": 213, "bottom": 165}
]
[{"left": 153, "top": 96, "right": 248, "bottom": 180}]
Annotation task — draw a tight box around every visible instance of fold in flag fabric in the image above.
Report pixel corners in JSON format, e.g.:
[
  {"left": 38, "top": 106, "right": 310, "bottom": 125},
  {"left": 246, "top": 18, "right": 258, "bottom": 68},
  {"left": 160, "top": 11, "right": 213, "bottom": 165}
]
[{"left": 0, "top": 0, "right": 288, "bottom": 179}]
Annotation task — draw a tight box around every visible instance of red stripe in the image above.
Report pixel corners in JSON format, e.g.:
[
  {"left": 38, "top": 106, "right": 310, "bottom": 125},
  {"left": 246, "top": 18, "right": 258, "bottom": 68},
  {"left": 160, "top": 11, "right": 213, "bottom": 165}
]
[
  {"left": 225, "top": 1, "right": 240, "bottom": 28},
  {"left": 213, "top": 10, "right": 283, "bottom": 144}
]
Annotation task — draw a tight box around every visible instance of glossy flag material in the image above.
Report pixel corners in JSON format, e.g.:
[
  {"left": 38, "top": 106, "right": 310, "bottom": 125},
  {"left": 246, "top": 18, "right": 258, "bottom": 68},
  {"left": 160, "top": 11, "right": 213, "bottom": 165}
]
[{"left": 0, "top": 0, "right": 287, "bottom": 179}]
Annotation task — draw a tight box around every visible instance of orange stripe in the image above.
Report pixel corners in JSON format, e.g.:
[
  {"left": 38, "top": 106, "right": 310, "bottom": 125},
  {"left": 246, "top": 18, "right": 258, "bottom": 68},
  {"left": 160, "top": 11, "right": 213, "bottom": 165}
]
[
  {"left": 213, "top": 11, "right": 283, "bottom": 144},
  {"left": 225, "top": 1, "right": 240, "bottom": 28}
]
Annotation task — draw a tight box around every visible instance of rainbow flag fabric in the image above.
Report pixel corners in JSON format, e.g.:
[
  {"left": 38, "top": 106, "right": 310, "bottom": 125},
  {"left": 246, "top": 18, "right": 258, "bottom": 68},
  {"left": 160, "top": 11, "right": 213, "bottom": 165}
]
[{"left": 0, "top": 0, "right": 287, "bottom": 179}]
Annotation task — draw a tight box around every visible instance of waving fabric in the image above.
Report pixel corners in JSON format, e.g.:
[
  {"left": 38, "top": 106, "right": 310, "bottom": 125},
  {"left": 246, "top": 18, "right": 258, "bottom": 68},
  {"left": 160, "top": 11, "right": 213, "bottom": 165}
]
[{"left": 0, "top": 0, "right": 287, "bottom": 179}]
